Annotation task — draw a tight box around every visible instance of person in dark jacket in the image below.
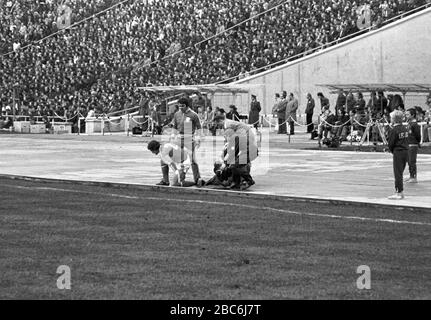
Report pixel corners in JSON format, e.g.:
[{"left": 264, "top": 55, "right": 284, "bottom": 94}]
[
  {"left": 355, "top": 92, "right": 366, "bottom": 115},
  {"left": 405, "top": 108, "right": 422, "bottom": 184},
  {"left": 335, "top": 89, "right": 346, "bottom": 114},
  {"left": 346, "top": 92, "right": 356, "bottom": 114},
  {"left": 387, "top": 110, "right": 409, "bottom": 200},
  {"left": 249, "top": 95, "right": 261, "bottom": 129},
  {"left": 305, "top": 93, "right": 315, "bottom": 133},
  {"left": 226, "top": 105, "right": 240, "bottom": 121},
  {"left": 377, "top": 91, "right": 388, "bottom": 116},
  {"left": 367, "top": 91, "right": 379, "bottom": 118},
  {"left": 317, "top": 92, "right": 330, "bottom": 112}
]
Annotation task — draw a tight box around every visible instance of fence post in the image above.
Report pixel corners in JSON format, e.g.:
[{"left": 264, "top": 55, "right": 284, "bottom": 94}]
[
  {"left": 125, "top": 114, "right": 129, "bottom": 136},
  {"left": 101, "top": 118, "right": 105, "bottom": 136},
  {"left": 287, "top": 117, "right": 291, "bottom": 144}
]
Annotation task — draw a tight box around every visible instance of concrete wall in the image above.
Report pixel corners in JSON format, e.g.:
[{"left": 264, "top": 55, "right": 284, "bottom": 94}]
[{"left": 221, "top": 7, "right": 431, "bottom": 116}]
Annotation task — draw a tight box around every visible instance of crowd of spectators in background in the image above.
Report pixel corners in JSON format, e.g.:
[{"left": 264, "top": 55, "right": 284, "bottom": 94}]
[{"left": 0, "top": 0, "right": 430, "bottom": 118}]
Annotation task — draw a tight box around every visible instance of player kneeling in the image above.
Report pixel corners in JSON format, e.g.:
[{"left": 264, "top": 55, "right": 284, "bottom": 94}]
[{"left": 147, "top": 140, "right": 193, "bottom": 187}]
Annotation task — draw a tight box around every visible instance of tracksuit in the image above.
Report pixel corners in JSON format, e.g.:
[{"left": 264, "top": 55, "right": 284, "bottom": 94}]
[
  {"left": 407, "top": 120, "right": 421, "bottom": 179},
  {"left": 388, "top": 124, "right": 409, "bottom": 193}
]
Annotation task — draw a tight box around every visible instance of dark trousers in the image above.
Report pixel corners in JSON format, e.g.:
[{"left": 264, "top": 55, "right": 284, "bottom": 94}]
[
  {"left": 408, "top": 145, "right": 418, "bottom": 178},
  {"left": 288, "top": 120, "right": 295, "bottom": 135},
  {"left": 278, "top": 118, "right": 286, "bottom": 134},
  {"left": 306, "top": 113, "right": 313, "bottom": 133},
  {"left": 231, "top": 164, "right": 253, "bottom": 186},
  {"left": 393, "top": 149, "right": 408, "bottom": 193}
]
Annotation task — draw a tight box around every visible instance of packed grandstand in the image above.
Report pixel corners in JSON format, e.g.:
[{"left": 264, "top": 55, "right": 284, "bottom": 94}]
[{"left": 0, "top": 0, "right": 430, "bottom": 118}]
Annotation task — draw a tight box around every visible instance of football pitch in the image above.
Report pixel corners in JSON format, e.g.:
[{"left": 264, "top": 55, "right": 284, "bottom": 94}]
[{"left": 1, "top": 178, "right": 430, "bottom": 300}]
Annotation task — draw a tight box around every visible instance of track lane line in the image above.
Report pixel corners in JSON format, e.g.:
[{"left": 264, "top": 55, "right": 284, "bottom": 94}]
[{"left": 3, "top": 184, "right": 431, "bottom": 227}]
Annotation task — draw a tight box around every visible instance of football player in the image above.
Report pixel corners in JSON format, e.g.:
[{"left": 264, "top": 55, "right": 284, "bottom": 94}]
[{"left": 147, "top": 140, "right": 192, "bottom": 187}]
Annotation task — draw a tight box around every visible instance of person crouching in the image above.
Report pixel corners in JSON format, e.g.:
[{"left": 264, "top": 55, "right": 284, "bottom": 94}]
[
  {"left": 387, "top": 110, "right": 409, "bottom": 200},
  {"left": 213, "top": 115, "right": 258, "bottom": 190},
  {"left": 147, "top": 140, "right": 192, "bottom": 187}
]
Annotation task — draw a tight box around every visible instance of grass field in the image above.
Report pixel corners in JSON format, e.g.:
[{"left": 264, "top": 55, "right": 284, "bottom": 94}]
[{"left": 0, "top": 177, "right": 430, "bottom": 300}]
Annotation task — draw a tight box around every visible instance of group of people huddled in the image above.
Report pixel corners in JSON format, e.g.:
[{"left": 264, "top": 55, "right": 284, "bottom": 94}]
[
  {"left": 1, "top": 0, "right": 428, "bottom": 118},
  {"left": 292, "top": 90, "right": 431, "bottom": 146},
  {"left": 147, "top": 96, "right": 259, "bottom": 191}
]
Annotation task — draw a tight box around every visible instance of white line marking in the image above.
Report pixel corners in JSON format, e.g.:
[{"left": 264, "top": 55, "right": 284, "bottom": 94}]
[{"left": 4, "top": 184, "right": 431, "bottom": 227}]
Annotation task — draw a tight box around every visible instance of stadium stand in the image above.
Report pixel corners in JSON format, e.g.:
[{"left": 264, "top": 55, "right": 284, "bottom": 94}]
[{"left": 1, "top": 0, "right": 430, "bottom": 116}]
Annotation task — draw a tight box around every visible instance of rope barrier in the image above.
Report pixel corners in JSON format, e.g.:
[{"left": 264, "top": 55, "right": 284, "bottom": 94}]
[
  {"left": 319, "top": 117, "right": 352, "bottom": 128},
  {"left": 287, "top": 116, "right": 308, "bottom": 127},
  {"left": 106, "top": 107, "right": 140, "bottom": 117},
  {"left": 53, "top": 112, "right": 80, "bottom": 122},
  {"left": 130, "top": 117, "right": 150, "bottom": 126},
  {"left": 353, "top": 119, "right": 369, "bottom": 128}
]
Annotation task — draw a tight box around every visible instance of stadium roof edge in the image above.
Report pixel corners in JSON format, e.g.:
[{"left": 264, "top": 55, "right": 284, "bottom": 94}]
[
  {"left": 136, "top": 84, "right": 264, "bottom": 94},
  {"left": 317, "top": 84, "right": 431, "bottom": 94}
]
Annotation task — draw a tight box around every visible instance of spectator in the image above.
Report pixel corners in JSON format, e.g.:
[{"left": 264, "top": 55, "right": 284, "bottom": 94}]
[
  {"left": 226, "top": 105, "right": 240, "bottom": 122},
  {"left": 405, "top": 107, "right": 421, "bottom": 184},
  {"left": 305, "top": 93, "right": 315, "bottom": 134},
  {"left": 335, "top": 89, "right": 347, "bottom": 114},
  {"left": 392, "top": 94, "right": 405, "bottom": 111},
  {"left": 368, "top": 91, "right": 379, "bottom": 118},
  {"left": 377, "top": 91, "right": 389, "bottom": 115},
  {"left": 355, "top": 92, "right": 366, "bottom": 115},
  {"left": 272, "top": 93, "right": 287, "bottom": 134},
  {"left": 197, "top": 107, "right": 206, "bottom": 125},
  {"left": 150, "top": 105, "right": 162, "bottom": 135},
  {"left": 249, "top": 94, "right": 261, "bottom": 129},
  {"left": 335, "top": 109, "right": 350, "bottom": 140},
  {"left": 346, "top": 92, "right": 356, "bottom": 114},
  {"left": 317, "top": 92, "right": 330, "bottom": 112},
  {"left": 318, "top": 105, "right": 335, "bottom": 140},
  {"left": 0, "top": 0, "right": 427, "bottom": 117},
  {"left": 286, "top": 93, "right": 298, "bottom": 135},
  {"left": 203, "top": 106, "right": 214, "bottom": 130}
]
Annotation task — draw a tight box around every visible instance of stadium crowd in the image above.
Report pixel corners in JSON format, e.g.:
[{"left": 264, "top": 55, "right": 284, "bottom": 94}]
[{"left": 0, "top": 0, "right": 430, "bottom": 117}]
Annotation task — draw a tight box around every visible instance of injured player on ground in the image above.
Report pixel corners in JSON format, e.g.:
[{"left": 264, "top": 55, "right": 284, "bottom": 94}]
[{"left": 205, "top": 116, "right": 259, "bottom": 191}]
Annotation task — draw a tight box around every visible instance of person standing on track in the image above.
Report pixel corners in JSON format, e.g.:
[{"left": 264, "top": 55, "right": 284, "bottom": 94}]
[
  {"left": 272, "top": 93, "right": 287, "bottom": 134},
  {"left": 285, "top": 93, "right": 298, "bottom": 135},
  {"left": 249, "top": 95, "right": 261, "bottom": 130},
  {"left": 305, "top": 93, "right": 315, "bottom": 134},
  {"left": 405, "top": 108, "right": 421, "bottom": 184},
  {"left": 387, "top": 110, "right": 409, "bottom": 200},
  {"left": 170, "top": 97, "right": 205, "bottom": 187}
]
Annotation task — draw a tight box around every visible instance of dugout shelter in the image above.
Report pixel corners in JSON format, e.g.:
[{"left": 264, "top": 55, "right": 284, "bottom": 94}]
[{"left": 317, "top": 83, "right": 431, "bottom": 146}]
